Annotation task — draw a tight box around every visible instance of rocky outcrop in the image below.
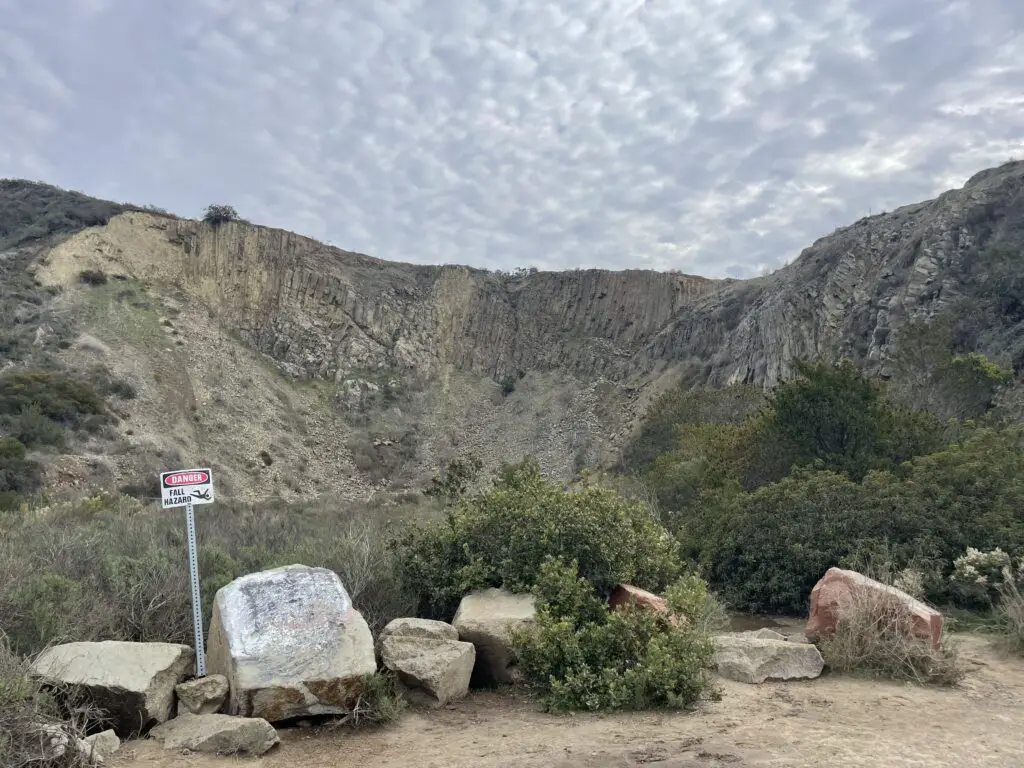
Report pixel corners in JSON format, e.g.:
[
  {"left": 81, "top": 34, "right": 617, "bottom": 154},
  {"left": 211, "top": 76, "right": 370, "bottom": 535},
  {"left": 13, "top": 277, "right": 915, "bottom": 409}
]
[
  {"left": 27, "top": 160, "right": 1024, "bottom": 394},
  {"left": 175, "top": 674, "right": 229, "bottom": 715},
  {"left": 805, "top": 567, "right": 945, "bottom": 649},
  {"left": 31, "top": 641, "right": 194, "bottom": 736},
  {"left": 452, "top": 588, "right": 537, "bottom": 686},
  {"left": 379, "top": 618, "right": 475, "bottom": 707},
  {"left": 148, "top": 714, "right": 279, "bottom": 756},
  {"left": 206, "top": 564, "right": 377, "bottom": 722},
  {"left": 713, "top": 635, "right": 825, "bottom": 684}
]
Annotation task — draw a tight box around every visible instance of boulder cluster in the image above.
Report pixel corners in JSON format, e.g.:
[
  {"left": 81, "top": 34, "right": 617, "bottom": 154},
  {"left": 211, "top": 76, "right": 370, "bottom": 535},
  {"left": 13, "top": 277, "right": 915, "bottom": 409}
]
[
  {"left": 29, "top": 565, "right": 539, "bottom": 758},
  {"left": 29, "top": 564, "right": 943, "bottom": 759}
]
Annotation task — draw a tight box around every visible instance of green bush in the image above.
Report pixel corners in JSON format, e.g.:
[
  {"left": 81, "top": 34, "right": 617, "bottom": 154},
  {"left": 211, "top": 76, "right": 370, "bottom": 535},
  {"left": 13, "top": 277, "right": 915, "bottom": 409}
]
[
  {"left": 0, "top": 371, "right": 107, "bottom": 436},
  {"left": 694, "top": 428, "right": 1024, "bottom": 614},
  {"left": 511, "top": 558, "right": 720, "bottom": 712},
  {"left": 395, "top": 456, "right": 682, "bottom": 620},
  {"left": 0, "top": 179, "right": 127, "bottom": 251}
]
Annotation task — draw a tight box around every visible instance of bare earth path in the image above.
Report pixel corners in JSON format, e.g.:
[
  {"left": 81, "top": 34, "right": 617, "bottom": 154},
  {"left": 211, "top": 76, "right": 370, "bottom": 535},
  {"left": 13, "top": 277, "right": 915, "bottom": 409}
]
[{"left": 112, "top": 635, "right": 1024, "bottom": 768}]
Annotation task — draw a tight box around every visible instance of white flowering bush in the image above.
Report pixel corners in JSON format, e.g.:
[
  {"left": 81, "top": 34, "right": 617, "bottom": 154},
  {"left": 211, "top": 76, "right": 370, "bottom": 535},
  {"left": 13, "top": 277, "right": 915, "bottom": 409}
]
[{"left": 950, "top": 547, "right": 1019, "bottom": 605}]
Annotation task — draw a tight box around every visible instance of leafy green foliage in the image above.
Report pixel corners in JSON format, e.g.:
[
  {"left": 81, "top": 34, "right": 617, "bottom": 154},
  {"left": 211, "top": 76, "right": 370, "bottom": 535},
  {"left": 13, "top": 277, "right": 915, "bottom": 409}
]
[
  {"left": 694, "top": 428, "right": 1024, "bottom": 613},
  {"left": 395, "top": 456, "right": 682, "bottom": 620},
  {"left": 0, "top": 371, "right": 106, "bottom": 433},
  {"left": 512, "top": 558, "right": 719, "bottom": 712},
  {"left": 621, "top": 384, "right": 764, "bottom": 474}
]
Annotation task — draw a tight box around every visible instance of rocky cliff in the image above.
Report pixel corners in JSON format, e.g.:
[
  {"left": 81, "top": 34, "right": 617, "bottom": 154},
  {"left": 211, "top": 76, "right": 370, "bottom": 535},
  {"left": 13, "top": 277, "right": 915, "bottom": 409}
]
[{"left": 7, "top": 159, "right": 1024, "bottom": 499}]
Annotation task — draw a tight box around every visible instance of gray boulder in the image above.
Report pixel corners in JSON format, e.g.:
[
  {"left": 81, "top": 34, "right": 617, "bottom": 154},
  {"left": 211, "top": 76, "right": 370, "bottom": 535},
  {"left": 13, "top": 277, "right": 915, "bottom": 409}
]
[
  {"left": 452, "top": 588, "right": 536, "bottom": 685},
  {"left": 175, "top": 674, "right": 229, "bottom": 715},
  {"left": 149, "top": 713, "right": 279, "bottom": 756},
  {"left": 31, "top": 641, "right": 194, "bottom": 735},
  {"left": 81, "top": 730, "right": 120, "bottom": 764},
  {"left": 713, "top": 635, "right": 824, "bottom": 684},
  {"left": 206, "top": 564, "right": 377, "bottom": 722}
]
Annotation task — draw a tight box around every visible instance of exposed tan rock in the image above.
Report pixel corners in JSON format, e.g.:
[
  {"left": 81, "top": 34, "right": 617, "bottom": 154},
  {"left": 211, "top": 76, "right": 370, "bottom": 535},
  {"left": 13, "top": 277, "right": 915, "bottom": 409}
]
[
  {"left": 31, "top": 641, "right": 194, "bottom": 736},
  {"left": 713, "top": 636, "right": 825, "bottom": 684},
  {"left": 149, "top": 713, "right": 279, "bottom": 756},
  {"left": 380, "top": 635, "right": 475, "bottom": 707},
  {"left": 175, "top": 674, "right": 229, "bottom": 715},
  {"left": 453, "top": 588, "right": 536, "bottom": 685}
]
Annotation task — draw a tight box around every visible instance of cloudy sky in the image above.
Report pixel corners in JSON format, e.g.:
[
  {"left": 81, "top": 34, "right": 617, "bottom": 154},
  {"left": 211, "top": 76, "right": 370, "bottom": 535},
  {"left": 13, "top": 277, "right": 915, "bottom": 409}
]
[{"left": 2, "top": 0, "right": 1022, "bottom": 278}]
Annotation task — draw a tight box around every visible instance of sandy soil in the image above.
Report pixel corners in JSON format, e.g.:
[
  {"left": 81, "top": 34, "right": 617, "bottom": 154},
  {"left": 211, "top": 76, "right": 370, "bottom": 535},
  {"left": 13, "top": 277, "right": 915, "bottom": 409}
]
[{"left": 111, "top": 632, "right": 1024, "bottom": 768}]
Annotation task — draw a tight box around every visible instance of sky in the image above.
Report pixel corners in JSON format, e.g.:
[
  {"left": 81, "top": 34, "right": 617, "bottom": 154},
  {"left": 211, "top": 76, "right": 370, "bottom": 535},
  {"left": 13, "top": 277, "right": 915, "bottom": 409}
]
[{"left": 2, "top": 1, "right": 1022, "bottom": 278}]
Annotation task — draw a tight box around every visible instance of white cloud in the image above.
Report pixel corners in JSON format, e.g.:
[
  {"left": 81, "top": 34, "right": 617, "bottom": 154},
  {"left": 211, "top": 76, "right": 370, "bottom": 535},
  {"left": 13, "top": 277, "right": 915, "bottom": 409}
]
[{"left": 1, "top": 0, "right": 1022, "bottom": 278}]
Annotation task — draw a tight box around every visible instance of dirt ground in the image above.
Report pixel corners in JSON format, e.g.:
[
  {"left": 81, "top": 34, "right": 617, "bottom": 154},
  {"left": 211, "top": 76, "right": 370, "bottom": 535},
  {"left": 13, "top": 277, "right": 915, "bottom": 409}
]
[{"left": 111, "top": 631, "right": 1024, "bottom": 768}]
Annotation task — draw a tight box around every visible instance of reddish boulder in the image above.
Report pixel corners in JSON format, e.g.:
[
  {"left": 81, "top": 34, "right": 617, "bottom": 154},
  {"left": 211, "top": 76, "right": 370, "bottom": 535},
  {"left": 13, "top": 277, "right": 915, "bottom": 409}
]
[
  {"left": 805, "top": 567, "right": 944, "bottom": 649},
  {"left": 608, "top": 584, "right": 688, "bottom": 628}
]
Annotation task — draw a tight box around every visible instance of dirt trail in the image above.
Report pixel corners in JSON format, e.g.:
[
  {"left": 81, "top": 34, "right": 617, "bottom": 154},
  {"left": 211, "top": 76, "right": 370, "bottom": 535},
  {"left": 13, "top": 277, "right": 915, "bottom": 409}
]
[{"left": 113, "top": 634, "right": 1024, "bottom": 768}]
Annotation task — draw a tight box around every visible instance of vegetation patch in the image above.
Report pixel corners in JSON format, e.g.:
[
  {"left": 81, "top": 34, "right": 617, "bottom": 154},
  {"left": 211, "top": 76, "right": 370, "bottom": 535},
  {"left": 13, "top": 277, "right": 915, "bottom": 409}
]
[
  {"left": 513, "top": 559, "right": 723, "bottom": 712},
  {"left": 395, "top": 456, "right": 682, "bottom": 621}
]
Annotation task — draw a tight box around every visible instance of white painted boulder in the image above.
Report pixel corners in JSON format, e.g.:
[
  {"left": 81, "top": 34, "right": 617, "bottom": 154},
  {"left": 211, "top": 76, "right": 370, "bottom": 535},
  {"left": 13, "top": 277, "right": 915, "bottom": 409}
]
[
  {"left": 206, "top": 564, "right": 377, "bottom": 722},
  {"left": 31, "top": 641, "right": 194, "bottom": 736}
]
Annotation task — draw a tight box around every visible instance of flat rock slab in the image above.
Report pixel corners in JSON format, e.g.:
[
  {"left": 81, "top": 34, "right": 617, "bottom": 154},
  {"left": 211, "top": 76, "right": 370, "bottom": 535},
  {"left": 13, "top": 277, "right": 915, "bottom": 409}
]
[
  {"left": 381, "top": 635, "right": 475, "bottom": 707},
  {"left": 31, "top": 641, "right": 194, "bottom": 736},
  {"left": 176, "top": 674, "right": 229, "bottom": 715},
  {"left": 713, "top": 636, "right": 824, "bottom": 684},
  {"left": 149, "top": 713, "right": 279, "bottom": 756},
  {"left": 206, "top": 564, "right": 377, "bottom": 722},
  {"left": 381, "top": 617, "right": 459, "bottom": 643}
]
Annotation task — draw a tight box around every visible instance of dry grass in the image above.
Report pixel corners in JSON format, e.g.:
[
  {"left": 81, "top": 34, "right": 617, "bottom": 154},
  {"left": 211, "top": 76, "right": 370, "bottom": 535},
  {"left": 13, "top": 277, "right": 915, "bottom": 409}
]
[
  {"left": 0, "top": 635, "right": 97, "bottom": 768},
  {"left": 818, "top": 587, "right": 964, "bottom": 686},
  {"left": 995, "top": 576, "right": 1024, "bottom": 655},
  {"left": 0, "top": 492, "right": 436, "bottom": 656}
]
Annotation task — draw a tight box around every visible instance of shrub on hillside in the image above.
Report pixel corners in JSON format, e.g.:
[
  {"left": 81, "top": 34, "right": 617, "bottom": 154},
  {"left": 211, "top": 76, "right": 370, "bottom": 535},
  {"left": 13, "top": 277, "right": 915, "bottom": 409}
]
[
  {"left": 511, "top": 558, "right": 721, "bottom": 712},
  {"left": 202, "top": 204, "right": 239, "bottom": 226},
  {"left": 394, "top": 456, "right": 682, "bottom": 620},
  {"left": 817, "top": 584, "right": 964, "bottom": 686},
  {"left": 0, "top": 371, "right": 107, "bottom": 438}
]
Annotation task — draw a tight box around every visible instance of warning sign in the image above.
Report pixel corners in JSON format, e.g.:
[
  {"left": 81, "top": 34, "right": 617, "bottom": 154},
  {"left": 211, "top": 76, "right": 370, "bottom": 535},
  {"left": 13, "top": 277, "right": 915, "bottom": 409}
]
[{"left": 161, "top": 468, "right": 214, "bottom": 508}]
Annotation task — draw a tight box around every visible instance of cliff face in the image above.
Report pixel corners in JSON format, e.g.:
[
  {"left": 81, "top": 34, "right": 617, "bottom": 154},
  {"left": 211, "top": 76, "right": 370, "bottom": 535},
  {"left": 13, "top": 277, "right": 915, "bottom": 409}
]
[
  {"left": 35, "top": 158, "right": 1024, "bottom": 393},
  {"left": 112, "top": 217, "right": 720, "bottom": 382},
  {"left": 641, "top": 159, "right": 1024, "bottom": 387}
]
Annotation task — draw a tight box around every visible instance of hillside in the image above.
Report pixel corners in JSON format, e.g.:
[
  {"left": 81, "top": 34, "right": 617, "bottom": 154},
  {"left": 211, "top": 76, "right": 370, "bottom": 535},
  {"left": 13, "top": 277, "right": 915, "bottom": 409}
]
[{"left": 1, "top": 160, "right": 1023, "bottom": 502}]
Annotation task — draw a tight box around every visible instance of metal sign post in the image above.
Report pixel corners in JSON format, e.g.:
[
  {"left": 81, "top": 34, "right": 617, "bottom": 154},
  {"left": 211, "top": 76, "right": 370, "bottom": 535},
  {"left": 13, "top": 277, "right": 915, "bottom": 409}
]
[
  {"left": 184, "top": 498, "right": 207, "bottom": 677},
  {"left": 160, "top": 468, "right": 215, "bottom": 678}
]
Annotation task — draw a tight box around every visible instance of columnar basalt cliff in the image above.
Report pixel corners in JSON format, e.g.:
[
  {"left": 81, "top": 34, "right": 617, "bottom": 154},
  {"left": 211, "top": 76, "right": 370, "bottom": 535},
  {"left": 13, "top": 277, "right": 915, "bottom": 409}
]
[{"left": 9, "top": 159, "right": 1024, "bottom": 498}]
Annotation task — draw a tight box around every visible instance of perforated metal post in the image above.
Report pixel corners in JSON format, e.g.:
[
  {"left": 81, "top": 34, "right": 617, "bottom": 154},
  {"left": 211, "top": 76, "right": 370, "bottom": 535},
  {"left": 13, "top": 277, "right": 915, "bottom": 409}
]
[{"left": 185, "top": 499, "right": 207, "bottom": 677}]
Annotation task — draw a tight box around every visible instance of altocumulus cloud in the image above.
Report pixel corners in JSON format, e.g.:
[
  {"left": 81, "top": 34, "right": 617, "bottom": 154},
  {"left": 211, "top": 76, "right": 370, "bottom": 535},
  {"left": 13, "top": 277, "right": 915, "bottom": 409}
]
[{"left": 1, "top": 0, "right": 1022, "bottom": 277}]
